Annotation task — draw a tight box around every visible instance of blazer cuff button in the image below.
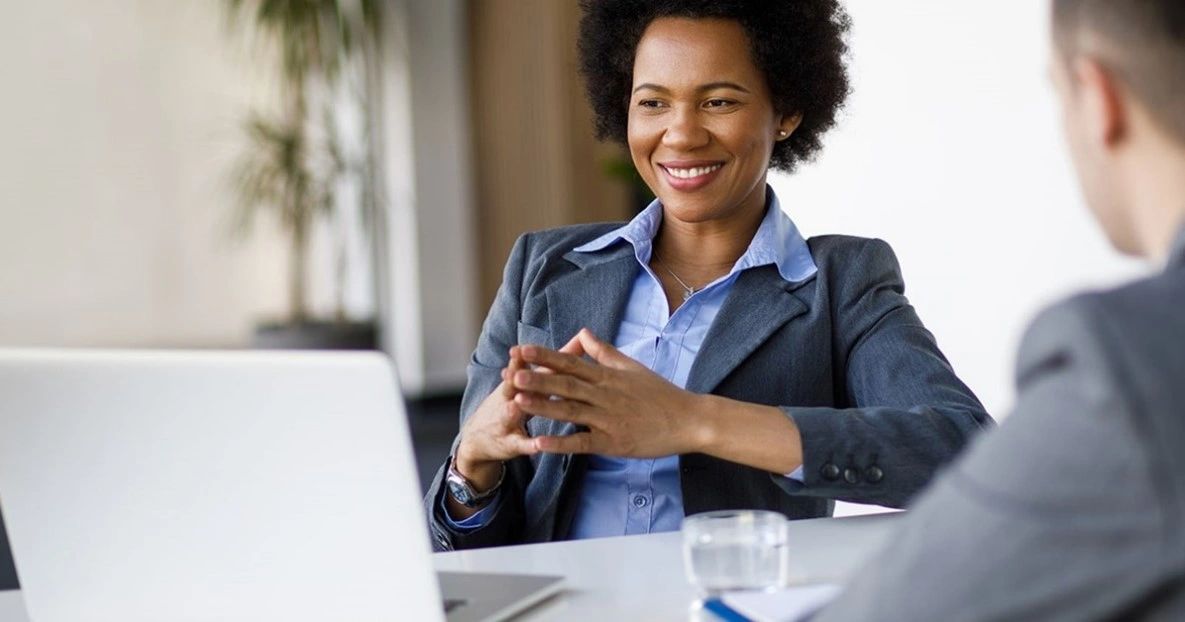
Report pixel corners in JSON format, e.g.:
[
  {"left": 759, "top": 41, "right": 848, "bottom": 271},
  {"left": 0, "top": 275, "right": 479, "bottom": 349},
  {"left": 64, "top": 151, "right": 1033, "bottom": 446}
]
[
  {"left": 820, "top": 463, "right": 841, "bottom": 481},
  {"left": 865, "top": 466, "right": 884, "bottom": 484},
  {"left": 843, "top": 467, "right": 861, "bottom": 484}
]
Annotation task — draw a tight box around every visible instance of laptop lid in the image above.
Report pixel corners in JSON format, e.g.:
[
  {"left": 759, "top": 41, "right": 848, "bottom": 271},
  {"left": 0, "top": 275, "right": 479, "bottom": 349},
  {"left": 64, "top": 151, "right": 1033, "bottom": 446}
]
[{"left": 0, "top": 349, "right": 444, "bottom": 622}]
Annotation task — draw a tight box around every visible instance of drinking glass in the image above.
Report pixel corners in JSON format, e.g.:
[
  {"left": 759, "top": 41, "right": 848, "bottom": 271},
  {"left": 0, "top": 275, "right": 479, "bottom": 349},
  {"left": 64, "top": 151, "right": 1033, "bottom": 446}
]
[{"left": 682, "top": 510, "right": 789, "bottom": 597}]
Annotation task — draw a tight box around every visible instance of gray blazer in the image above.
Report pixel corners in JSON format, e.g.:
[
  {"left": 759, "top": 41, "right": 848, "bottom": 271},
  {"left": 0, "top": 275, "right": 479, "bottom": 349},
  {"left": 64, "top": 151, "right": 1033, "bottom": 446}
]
[
  {"left": 425, "top": 223, "right": 992, "bottom": 552},
  {"left": 816, "top": 227, "right": 1185, "bottom": 622}
]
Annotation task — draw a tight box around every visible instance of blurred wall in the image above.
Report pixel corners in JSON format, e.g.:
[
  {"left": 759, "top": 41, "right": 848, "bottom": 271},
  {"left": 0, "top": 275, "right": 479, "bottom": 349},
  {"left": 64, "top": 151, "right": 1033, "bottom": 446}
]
[
  {"left": 468, "top": 0, "right": 633, "bottom": 312},
  {"left": 377, "top": 0, "right": 481, "bottom": 396},
  {"left": 0, "top": 2, "right": 308, "bottom": 347},
  {"left": 771, "top": 0, "right": 1143, "bottom": 418}
]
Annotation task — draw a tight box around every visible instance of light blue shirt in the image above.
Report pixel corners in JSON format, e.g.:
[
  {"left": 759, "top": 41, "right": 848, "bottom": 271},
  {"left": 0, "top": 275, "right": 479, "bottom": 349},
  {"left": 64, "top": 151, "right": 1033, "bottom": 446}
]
[{"left": 444, "top": 188, "right": 817, "bottom": 538}]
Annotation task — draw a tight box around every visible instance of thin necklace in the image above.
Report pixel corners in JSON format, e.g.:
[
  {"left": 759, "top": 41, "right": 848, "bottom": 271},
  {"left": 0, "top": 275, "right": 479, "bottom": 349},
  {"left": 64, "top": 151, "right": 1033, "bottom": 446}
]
[{"left": 653, "top": 253, "right": 700, "bottom": 302}]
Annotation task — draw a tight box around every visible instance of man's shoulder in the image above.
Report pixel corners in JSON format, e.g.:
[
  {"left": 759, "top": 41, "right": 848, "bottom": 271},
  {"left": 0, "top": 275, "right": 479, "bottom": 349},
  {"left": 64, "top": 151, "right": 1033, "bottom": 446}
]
[
  {"left": 1019, "top": 270, "right": 1185, "bottom": 408},
  {"left": 1088, "top": 267, "right": 1185, "bottom": 334},
  {"left": 1025, "top": 271, "right": 1185, "bottom": 359}
]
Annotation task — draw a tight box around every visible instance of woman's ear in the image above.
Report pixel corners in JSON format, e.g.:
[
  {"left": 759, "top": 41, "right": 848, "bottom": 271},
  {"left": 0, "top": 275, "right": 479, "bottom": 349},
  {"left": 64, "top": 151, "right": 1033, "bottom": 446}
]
[{"left": 776, "top": 113, "right": 804, "bottom": 141}]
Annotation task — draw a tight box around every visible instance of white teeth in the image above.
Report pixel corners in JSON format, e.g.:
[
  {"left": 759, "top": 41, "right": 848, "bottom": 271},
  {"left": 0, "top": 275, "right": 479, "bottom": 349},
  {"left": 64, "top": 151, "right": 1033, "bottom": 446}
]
[{"left": 664, "top": 164, "right": 722, "bottom": 179}]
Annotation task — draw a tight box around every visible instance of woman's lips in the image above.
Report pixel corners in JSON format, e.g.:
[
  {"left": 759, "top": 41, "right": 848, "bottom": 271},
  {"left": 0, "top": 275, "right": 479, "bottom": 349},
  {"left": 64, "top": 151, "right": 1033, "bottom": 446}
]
[{"left": 658, "top": 162, "right": 724, "bottom": 192}]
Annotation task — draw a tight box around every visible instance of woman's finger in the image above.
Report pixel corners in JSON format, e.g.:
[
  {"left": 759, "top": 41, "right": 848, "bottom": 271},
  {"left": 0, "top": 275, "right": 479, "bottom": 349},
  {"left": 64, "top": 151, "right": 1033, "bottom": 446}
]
[
  {"left": 500, "top": 399, "right": 527, "bottom": 425},
  {"left": 503, "top": 432, "right": 539, "bottom": 456},
  {"left": 501, "top": 347, "right": 526, "bottom": 399},
  {"left": 533, "top": 431, "right": 601, "bottom": 455},
  {"left": 573, "top": 328, "right": 636, "bottom": 369},
  {"left": 513, "top": 369, "right": 595, "bottom": 403},
  {"left": 558, "top": 332, "right": 586, "bottom": 356},
  {"left": 514, "top": 391, "right": 596, "bottom": 426},
  {"left": 518, "top": 345, "right": 602, "bottom": 382}
]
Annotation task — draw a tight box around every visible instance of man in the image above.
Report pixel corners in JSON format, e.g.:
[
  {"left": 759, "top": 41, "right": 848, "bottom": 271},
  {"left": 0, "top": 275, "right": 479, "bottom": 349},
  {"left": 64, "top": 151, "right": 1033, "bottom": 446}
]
[{"left": 814, "top": 0, "right": 1185, "bottom": 620}]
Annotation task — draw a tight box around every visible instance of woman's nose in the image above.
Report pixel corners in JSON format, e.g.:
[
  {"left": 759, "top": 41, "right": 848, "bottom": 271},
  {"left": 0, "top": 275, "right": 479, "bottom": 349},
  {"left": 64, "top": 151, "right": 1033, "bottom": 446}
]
[{"left": 661, "top": 107, "right": 709, "bottom": 151}]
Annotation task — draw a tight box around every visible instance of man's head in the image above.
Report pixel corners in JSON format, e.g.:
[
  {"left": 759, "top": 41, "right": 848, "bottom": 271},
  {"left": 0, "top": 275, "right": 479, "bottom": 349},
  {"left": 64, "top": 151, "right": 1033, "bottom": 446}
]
[{"left": 1050, "top": 0, "right": 1185, "bottom": 258}]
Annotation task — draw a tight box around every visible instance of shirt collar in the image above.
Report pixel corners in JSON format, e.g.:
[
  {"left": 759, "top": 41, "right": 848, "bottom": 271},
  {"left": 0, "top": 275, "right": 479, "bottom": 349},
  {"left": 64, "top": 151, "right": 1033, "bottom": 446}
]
[
  {"left": 572, "top": 187, "right": 817, "bottom": 283},
  {"left": 573, "top": 198, "right": 664, "bottom": 257}
]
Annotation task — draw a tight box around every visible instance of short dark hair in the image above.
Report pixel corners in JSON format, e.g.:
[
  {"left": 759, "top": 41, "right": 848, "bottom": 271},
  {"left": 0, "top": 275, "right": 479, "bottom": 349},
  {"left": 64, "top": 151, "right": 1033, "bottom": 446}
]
[
  {"left": 1053, "top": 0, "right": 1185, "bottom": 143},
  {"left": 578, "top": 0, "right": 851, "bottom": 173}
]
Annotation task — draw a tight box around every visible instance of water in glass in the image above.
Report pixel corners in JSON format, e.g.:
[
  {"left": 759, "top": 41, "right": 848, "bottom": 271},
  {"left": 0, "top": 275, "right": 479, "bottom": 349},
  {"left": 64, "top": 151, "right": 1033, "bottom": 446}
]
[{"left": 683, "top": 510, "right": 789, "bottom": 597}]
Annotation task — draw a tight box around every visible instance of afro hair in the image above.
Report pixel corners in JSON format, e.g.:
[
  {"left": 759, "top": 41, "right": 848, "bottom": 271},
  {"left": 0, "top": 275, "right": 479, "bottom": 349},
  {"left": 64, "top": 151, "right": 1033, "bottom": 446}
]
[{"left": 578, "top": 0, "right": 852, "bottom": 172}]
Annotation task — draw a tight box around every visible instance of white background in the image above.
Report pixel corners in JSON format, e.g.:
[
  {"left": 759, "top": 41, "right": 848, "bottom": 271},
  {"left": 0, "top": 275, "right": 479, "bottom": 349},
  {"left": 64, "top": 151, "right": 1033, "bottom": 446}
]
[{"left": 771, "top": 0, "right": 1142, "bottom": 420}]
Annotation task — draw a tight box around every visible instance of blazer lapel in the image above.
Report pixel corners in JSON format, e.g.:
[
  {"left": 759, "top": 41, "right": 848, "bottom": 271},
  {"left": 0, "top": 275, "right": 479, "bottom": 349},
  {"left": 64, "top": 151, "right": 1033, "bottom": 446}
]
[
  {"left": 686, "top": 266, "right": 814, "bottom": 394},
  {"left": 546, "top": 243, "right": 640, "bottom": 349}
]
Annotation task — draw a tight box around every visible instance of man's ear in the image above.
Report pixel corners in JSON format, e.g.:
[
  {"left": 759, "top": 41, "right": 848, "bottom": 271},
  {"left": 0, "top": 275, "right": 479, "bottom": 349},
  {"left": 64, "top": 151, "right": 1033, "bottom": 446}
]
[{"left": 1073, "top": 57, "right": 1127, "bottom": 148}]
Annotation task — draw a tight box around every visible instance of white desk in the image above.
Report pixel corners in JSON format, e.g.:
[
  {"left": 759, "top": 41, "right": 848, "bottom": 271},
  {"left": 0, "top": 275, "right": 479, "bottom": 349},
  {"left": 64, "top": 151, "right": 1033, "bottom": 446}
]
[
  {"left": 0, "top": 514, "right": 898, "bottom": 621},
  {"left": 435, "top": 513, "right": 897, "bottom": 621}
]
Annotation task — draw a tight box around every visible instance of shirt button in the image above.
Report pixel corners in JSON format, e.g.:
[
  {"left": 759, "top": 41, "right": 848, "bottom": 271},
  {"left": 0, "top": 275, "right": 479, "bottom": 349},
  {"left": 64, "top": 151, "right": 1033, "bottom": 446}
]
[{"left": 632, "top": 495, "right": 649, "bottom": 508}]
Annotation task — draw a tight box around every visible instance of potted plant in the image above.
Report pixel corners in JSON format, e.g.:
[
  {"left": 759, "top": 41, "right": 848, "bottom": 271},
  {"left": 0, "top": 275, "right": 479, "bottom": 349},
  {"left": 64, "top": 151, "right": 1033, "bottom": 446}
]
[{"left": 224, "top": 0, "right": 384, "bottom": 350}]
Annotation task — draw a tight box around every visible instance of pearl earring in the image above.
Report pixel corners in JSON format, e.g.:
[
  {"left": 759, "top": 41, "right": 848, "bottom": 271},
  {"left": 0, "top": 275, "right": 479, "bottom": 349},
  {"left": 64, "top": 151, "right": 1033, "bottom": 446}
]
[{"left": 777, "top": 130, "right": 789, "bottom": 138}]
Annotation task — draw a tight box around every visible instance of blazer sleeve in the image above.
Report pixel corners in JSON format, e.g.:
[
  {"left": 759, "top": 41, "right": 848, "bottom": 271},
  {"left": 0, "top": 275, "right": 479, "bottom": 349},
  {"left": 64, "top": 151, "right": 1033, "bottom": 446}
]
[
  {"left": 779, "top": 239, "right": 993, "bottom": 507},
  {"left": 812, "top": 298, "right": 1169, "bottom": 622},
  {"left": 424, "top": 233, "right": 536, "bottom": 551}
]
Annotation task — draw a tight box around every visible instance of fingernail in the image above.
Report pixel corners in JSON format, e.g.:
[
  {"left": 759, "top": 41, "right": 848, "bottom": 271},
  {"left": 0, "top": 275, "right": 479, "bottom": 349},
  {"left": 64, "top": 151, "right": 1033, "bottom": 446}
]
[{"left": 521, "top": 345, "right": 537, "bottom": 358}]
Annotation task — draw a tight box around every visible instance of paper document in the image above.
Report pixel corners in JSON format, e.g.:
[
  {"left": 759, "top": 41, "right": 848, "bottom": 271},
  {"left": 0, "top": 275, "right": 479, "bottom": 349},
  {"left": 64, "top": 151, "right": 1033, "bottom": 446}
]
[{"left": 704, "top": 583, "right": 842, "bottom": 622}]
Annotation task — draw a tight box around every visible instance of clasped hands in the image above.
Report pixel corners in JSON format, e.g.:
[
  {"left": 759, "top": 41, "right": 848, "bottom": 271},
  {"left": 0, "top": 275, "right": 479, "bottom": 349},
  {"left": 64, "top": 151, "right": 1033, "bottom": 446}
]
[{"left": 454, "top": 328, "right": 709, "bottom": 489}]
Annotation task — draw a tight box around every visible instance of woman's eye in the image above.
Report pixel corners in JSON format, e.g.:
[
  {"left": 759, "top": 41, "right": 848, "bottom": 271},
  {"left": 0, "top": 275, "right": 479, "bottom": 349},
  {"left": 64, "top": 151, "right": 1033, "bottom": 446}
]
[
  {"left": 704, "top": 99, "right": 735, "bottom": 109},
  {"left": 637, "top": 99, "right": 665, "bottom": 109}
]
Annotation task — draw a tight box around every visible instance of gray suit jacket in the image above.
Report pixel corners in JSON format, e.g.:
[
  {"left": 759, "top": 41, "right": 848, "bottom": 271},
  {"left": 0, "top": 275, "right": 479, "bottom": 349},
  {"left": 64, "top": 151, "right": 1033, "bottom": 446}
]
[
  {"left": 425, "top": 223, "right": 992, "bottom": 551},
  {"left": 816, "top": 227, "right": 1185, "bottom": 622}
]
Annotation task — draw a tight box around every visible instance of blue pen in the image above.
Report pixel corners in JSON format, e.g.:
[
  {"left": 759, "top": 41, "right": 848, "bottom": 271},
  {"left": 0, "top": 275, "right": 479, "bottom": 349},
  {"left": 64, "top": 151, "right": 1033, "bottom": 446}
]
[{"left": 703, "top": 597, "right": 752, "bottom": 622}]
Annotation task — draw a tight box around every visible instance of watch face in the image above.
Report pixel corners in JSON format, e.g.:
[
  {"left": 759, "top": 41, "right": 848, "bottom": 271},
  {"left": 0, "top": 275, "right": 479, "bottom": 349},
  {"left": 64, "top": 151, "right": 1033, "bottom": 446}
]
[{"left": 447, "top": 476, "right": 474, "bottom": 507}]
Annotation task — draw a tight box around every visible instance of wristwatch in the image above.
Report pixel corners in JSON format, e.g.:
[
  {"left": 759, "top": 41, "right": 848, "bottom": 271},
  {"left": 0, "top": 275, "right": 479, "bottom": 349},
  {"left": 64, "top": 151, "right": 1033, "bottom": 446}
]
[{"left": 445, "top": 457, "right": 505, "bottom": 508}]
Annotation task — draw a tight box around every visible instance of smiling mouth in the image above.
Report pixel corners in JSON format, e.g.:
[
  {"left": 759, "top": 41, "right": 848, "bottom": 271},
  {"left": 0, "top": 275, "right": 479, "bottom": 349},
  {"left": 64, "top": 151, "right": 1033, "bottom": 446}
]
[
  {"left": 660, "top": 163, "right": 723, "bottom": 179},
  {"left": 658, "top": 162, "right": 725, "bottom": 191}
]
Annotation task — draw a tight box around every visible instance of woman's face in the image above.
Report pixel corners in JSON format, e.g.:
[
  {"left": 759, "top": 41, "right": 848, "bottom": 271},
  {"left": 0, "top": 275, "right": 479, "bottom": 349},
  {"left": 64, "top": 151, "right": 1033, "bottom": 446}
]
[{"left": 628, "top": 17, "right": 797, "bottom": 227}]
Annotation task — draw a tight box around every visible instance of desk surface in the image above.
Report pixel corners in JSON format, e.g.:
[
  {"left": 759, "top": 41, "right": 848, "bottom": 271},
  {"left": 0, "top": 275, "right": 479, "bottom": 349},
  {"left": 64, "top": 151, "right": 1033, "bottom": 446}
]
[
  {"left": 0, "top": 513, "right": 898, "bottom": 621},
  {"left": 434, "top": 513, "right": 898, "bottom": 621}
]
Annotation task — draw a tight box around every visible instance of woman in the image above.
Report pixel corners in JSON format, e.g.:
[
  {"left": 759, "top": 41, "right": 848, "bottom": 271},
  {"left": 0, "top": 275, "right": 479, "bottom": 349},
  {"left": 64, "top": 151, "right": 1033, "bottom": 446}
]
[{"left": 425, "top": 0, "right": 991, "bottom": 551}]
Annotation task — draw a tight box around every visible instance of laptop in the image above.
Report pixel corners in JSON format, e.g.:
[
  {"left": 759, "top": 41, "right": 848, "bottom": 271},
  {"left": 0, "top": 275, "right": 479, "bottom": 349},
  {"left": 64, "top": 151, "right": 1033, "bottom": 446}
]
[{"left": 0, "top": 349, "right": 562, "bottom": 622}]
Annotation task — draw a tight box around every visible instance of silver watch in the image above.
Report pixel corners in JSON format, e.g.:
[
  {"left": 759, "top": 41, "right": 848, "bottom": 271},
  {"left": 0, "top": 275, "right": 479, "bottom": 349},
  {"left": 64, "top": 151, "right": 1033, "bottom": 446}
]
[{"left": 445, "top": 457, "right": 505, "bottom": 508}]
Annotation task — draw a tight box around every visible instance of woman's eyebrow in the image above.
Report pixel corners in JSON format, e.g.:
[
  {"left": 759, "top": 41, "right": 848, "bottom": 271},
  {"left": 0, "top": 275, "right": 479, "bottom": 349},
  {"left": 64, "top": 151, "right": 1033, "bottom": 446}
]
[
  {"left": 633, "top": 83, "right": 670, "bottom": 94},
  {"left": 632, "top": 81, "right": 751, "bottom": 94},
  {"left": 697, "top": 81, "right": 751, "bottom": 93}
]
